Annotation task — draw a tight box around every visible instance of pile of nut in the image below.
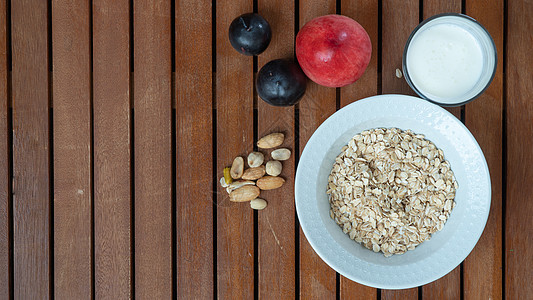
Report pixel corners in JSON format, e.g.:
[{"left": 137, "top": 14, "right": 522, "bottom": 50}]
[
  {"left": 220, "top": 132, "right": 291, "bottom": 210},
  {"left": 327, "top": 128, "right": 457, "bottom": 256}
]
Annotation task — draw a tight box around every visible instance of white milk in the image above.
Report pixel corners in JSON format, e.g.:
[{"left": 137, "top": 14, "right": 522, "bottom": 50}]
[{"left": 406, "top": 23, "right": 484, "bottom": 103}]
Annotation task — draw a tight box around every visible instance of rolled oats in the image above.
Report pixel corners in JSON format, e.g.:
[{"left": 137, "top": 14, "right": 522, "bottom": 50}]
[{"left": 327, "top": 128, "right": 457, "bottom": 257}]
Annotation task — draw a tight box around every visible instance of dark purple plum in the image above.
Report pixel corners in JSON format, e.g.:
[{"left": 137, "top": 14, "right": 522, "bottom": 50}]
[
  {"left": 228, "top": 13, "right": 271, "bottom": 56},
  {"left": 256, "top": 59, "right": 307, "bottom": 106}
]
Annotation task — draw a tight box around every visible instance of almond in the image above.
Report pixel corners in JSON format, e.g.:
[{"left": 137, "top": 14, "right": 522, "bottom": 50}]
[
  {"left": 271, "top": 148, "right": 291, "bottom": 161},
  {"left": 229, "top": 185, "right": 260, "bottom": 202},
  {"left": 227, "top": 180, "right": 256, "bottom": 193},
  {"left": 257, "top": 133, "right": 284, "bottom": 149},
  {"left": 256, "top": 176, "right": 285, "bottom": 190},
  {"left": 241, "top": 165, "right": 266, "bottom": 180},
  {"left": 265, "top": 160, "right": 282, "bottom": 176},
  {"left": 247, "top": 152, "right": 264, "bottom": 168},
  {"left": 230, "top": 156, "right": 244, "bottom": 179},
  {"left": 250, "top": 198, "right": 268, "bottom": 210}
]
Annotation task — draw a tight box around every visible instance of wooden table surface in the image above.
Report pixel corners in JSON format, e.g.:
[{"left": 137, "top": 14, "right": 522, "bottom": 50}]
[{"left": 0, "top": 0, "right": 531, "bottom": 299}]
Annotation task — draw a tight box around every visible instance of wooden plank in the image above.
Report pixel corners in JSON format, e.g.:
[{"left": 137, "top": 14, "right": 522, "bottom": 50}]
[
  {"left": 423, "top": 1, "right": 461, "bottom": 19},
  {"left": 256, "top": 0, "right": 295, "bottom": 298},
  {"left": 133, "top": 1, "right": 172, "bottom": 298},
  {"left": 423, "top": 1, "right": 460, "bottom": 14},
  {"left": 298, "top": 1, "right": 337, "bottom": 299},
  {"left": 11, "top": 0, "right": 50, "bottom": 298},
  {"left": 422, "top": 271, "right": 460, "bottom": 299},
  {"left": 175, "top": 0, "right": 214, "bottom": 297},
  {"left": 381, "top": 0, "right": 419, "bottom": 298},
  {"left": 51, "top": 0, "right": 92, "bottom": 298},
  {"left": 420, "top": 1, "right": 462, "bottom": 299},
  {"left": 382, "top": 289, "right": 417, "bottom": 300},
  {"left": 506, "top": 1, "right": 533, "bottom": 298},
  {"left": 463, "top": 0, "right": 504, "bottom": 299},
  {"left": 0, "top": 0, "right": 9, "bottom": 298},
  {"left": 339, "top": 0, "right": 379, "bottom": 297},
  {"left": 382, "top": 0, "right": 418, "bottom": 95},
  {"left": 92, "top": 0, "right": 132, "bottom": 298},
  {"left": 216, "top": 0, "right": 254, "bottom": 298}
]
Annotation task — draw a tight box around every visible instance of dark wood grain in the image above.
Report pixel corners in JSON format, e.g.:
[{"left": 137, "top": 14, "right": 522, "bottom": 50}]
[
  {"left": 216, "top": 0, "right": 254, "bottom": 298},
  {"left": 380, "top": 0, "right": 419, "bottom": 298},
  {"left": 257, "top": 0, "right": 296, "bottom": 298},
  {"left": 298, "top": 1, "right": 337, "bottom": 299},
  {"left": 505, "top": 0, "right": 532, "bottom": 298},
  {"left": 422, "top": 271, "right": 460, "bottom": 300},
  {"left": 133, "top": 1, "right": 172, "bottom": 298},
  {"left": 423, "top": 0, "right": 460, "bottom": 15},
  {"left": 463, "top": 0, "right": 504, "bottom": 299},
  {"left": 175, "top": 0, "right": 214, "bottom": 298},
  {"left": 420, "top": 1, "right": 462, "bottom": 299},
  {"left": 51, "top": 0, "right": 92, "bottom": 298},
  {"left": 11, "top": 0, "right": 50, "bottom": 298},
  {"left": 381, "top": 0, "right": 418, "bottom": 95},
  {"left": 0, "top": 0, "right": 524, "bottom": 297},
  {"left": 339, "top": 0, "right": 379, "bottom": 298},
  {"left": 381, "top": 289, "right": 417, "bottom": 300},
  {"left": 0, "top": 0, "right": 9, "bottom": 298},
  {"left": 93, "top": 0, "right": 132, "bottom": 298}
]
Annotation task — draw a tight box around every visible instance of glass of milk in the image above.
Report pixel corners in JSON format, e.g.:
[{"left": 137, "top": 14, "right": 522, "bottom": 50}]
[{"left": 403, "top": 13, "right": 497, "bottom": 106}]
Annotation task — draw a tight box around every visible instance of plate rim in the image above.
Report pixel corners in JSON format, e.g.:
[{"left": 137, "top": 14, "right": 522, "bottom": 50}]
[{"left": 295, "top": 94, "right": 491, "bottom": 289}]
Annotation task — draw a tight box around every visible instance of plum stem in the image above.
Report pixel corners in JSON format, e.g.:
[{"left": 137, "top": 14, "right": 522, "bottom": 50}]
[{"left": 239, "top": 17, "right": 253, "bottom": 31}]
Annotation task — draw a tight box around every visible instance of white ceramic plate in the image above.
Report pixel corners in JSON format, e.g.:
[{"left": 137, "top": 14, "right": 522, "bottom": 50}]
[{"left": 295, "top": 94, "right": 491, "bottom": 289}]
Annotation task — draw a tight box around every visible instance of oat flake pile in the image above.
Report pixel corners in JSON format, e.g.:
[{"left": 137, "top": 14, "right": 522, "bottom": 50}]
[{"left": 327, "top": 128, "right": 458, "bottom": 257}]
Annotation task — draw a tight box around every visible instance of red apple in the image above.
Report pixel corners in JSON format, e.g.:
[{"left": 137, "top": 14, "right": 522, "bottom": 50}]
[{"left": 296, "top": 15, "right": 372, "bottom": 87}]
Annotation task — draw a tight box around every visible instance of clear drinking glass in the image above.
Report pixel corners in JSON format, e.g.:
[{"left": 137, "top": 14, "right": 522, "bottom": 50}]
[{"left": 402, "top": 13, "right": 497, "bottom": 107}]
